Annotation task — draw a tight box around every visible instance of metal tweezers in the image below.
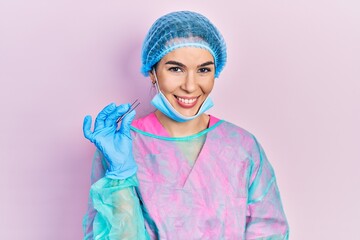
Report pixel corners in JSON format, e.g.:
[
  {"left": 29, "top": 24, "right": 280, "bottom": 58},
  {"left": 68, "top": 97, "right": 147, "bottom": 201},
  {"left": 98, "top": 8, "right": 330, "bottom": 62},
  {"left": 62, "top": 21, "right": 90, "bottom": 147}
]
[{"left": 116, "top": 99, "right": 140, "bottom": 123}]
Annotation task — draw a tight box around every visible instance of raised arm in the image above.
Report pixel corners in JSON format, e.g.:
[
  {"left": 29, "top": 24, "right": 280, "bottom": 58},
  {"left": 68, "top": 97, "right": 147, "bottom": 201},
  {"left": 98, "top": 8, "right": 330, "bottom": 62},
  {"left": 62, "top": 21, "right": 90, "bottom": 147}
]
[{"left": 82, "top": 103, "right": 149, "bottom": 239}]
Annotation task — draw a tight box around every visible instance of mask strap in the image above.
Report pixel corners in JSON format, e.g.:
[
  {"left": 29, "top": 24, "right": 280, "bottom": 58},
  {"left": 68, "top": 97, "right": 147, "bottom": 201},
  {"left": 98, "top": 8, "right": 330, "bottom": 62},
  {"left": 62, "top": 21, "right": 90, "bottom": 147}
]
[{"left": 152, "top": 69, "right": 161, "bottom": 93}]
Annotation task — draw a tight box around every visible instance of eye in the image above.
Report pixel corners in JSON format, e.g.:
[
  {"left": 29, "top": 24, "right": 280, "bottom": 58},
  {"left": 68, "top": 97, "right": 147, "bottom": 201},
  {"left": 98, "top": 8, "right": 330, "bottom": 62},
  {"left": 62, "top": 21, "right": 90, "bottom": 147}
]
[
  {"left": 198, "top": 67, "right": 211, "bottom": 73},
  {"left": 168, "top": 67, "right": 182, "bottom": 72}
]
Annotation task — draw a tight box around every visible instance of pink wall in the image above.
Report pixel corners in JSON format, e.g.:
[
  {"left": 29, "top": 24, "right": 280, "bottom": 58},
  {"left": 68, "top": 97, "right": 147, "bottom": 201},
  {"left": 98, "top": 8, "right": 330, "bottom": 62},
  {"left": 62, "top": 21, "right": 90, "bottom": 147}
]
[{"left": 1, "top": 1, "right": 359, "bottom": 239}]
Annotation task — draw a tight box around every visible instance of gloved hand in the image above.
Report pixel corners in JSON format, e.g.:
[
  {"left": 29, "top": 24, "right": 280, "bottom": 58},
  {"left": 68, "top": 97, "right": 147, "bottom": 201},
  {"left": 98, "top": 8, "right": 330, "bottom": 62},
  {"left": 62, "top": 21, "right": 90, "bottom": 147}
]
[{"left": 83, "top": 103, "right": 137, "bottom": 179}]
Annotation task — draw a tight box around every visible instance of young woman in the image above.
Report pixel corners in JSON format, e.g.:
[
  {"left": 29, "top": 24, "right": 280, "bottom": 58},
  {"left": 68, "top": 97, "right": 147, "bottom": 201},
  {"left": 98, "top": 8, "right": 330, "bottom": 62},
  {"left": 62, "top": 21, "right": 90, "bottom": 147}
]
[{"left": 83, "top": 11, "right": 289, "bottom": 239}]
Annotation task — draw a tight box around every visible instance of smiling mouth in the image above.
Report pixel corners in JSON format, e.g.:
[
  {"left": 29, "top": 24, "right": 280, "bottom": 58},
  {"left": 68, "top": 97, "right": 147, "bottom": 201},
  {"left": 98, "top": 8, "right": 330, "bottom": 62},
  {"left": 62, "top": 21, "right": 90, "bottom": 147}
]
[{"left": 174, "top": 95, "right": 199, "bottom": 108}]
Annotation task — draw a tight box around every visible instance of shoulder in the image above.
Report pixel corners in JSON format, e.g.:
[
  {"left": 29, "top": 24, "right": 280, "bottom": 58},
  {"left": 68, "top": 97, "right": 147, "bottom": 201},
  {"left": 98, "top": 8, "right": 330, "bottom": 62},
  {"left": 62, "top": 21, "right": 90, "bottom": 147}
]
[
  {"left": 214, "top": 117, "right": 257, "bottom": 145},
  {"left": 212, "top": 117, "right": 267, "bottom": 161},
  {"left": 214, "top": 118, "right": 267, "bottom": 166},
  {"left": 131, "top": 112, "right": 170, "bottom": 137},
  {"left": 131, "top": 113, "right": 154, "bottom": 130}
]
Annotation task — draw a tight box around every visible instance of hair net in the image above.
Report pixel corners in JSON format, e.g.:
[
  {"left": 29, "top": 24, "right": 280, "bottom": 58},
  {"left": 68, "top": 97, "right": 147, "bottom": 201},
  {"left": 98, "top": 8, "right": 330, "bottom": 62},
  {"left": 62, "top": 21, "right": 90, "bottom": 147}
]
[{"left": 141, "top": 11, "right": 227, "bottom": 78}]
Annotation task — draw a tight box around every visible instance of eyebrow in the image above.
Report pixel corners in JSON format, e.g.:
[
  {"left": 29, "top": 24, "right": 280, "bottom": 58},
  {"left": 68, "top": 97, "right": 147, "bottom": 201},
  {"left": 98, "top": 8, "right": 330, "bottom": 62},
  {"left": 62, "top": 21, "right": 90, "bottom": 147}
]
[
  {"left": 165, "top": 61, "right": 186, "bottom": 67},
  {"left": 165, "top": 60, "right": 214, "bottom": 68},
  {"left": 198, "top": 61, "right": 214, "bottom": 67}
]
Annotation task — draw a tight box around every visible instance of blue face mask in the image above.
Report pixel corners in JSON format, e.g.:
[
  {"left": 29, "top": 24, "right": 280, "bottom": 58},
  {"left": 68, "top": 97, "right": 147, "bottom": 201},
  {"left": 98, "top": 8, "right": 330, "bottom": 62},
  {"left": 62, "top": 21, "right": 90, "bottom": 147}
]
[{"left": 151, "top": 69, "right": 214, "bottom": 123}]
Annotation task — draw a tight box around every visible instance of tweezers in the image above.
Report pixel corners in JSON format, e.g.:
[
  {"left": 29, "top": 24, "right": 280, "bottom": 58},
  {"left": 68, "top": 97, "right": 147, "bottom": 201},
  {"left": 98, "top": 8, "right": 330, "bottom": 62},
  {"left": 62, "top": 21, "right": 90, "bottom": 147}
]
[{"left": 116, "top": 99, "right": 140, "bottom": 123}]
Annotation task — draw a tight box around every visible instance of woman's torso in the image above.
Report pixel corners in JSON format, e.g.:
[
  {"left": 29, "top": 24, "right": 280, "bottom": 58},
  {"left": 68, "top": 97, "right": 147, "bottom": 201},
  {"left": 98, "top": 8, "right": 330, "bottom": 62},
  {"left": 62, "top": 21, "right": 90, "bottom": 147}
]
[{"left": 131, "top": 113, "right": 255, "bottom": 239}]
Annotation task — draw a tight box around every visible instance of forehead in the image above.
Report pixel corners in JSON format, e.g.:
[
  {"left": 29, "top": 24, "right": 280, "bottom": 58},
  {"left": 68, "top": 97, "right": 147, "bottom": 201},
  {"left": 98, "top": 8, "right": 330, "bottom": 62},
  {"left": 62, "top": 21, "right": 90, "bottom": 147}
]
[{"left": 160, "top": 47, "right": 214, "bottom": 64}]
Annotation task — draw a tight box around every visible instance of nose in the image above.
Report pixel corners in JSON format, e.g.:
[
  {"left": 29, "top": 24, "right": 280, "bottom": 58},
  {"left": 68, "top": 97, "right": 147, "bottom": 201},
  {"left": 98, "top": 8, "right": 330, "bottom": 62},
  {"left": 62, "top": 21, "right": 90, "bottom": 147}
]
[{"left": 181, "top": 71, "right": 197, "bottom": 93}]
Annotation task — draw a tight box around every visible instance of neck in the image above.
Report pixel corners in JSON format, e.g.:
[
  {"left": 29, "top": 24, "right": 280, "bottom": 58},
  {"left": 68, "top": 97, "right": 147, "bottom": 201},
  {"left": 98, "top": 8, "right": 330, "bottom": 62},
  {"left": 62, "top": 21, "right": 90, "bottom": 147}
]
[{"left": 155, "top": 110, "right": 210, "bottom": 137}]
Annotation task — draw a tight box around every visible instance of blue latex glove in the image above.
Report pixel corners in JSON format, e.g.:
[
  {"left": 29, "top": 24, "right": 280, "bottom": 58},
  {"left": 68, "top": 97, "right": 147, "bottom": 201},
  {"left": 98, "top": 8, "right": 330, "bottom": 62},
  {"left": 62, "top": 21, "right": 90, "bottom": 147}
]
[{"left": 83, "top": 103, "right": 137, "bottom": 179}]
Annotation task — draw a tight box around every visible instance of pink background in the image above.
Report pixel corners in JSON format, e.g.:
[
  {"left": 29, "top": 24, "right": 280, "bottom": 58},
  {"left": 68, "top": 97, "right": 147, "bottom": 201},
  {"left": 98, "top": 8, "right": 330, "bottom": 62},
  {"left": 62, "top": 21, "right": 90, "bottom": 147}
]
[{"left": 1, "top": 1, "right": 359, "bottom": 239}]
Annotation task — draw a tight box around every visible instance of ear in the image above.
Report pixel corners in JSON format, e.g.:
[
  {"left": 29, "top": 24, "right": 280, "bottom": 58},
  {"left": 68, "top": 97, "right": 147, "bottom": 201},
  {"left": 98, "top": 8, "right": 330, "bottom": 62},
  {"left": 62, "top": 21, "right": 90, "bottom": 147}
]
[{"left": 149, "top": 70, "right": 156, "bottom": 84}]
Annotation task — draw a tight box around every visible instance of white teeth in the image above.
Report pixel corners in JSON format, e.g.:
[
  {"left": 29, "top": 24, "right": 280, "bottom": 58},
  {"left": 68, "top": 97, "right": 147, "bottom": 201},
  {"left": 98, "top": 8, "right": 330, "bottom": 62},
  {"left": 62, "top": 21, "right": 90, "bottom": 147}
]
[{"left": 178, "top": 97, "right": 196, "bottom": 104}]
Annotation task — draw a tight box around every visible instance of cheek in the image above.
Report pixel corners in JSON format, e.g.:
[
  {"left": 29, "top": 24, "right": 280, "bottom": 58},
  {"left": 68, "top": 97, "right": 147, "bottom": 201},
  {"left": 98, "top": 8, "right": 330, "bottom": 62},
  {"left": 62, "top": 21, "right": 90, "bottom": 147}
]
[
  {"left": 202, "top": 80, "right": 215, "bottom": 94},
  {"left": 158, "top": 80, "right": 177, "bottom": 94}
]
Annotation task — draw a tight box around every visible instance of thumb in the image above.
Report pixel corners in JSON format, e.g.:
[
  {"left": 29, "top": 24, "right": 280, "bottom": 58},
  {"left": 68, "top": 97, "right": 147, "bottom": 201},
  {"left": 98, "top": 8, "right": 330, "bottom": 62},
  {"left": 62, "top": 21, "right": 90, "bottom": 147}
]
[{"left": 83, "top": 115, "right": 94, "bottom": 142}]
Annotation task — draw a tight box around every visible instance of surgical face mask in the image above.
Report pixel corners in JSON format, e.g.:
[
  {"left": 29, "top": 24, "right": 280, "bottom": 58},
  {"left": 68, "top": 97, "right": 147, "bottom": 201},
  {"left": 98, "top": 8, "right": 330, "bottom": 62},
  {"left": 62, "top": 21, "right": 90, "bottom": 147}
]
[{"left": 151, "top": 69, "right": 214, "bottom": 123}]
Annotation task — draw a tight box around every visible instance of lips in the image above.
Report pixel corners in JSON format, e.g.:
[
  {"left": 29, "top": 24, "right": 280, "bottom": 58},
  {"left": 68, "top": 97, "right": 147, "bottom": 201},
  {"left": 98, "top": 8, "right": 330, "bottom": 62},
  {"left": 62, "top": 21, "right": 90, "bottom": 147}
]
[{"left": 174, "top": 95, "right": 199, "bottom": 108}]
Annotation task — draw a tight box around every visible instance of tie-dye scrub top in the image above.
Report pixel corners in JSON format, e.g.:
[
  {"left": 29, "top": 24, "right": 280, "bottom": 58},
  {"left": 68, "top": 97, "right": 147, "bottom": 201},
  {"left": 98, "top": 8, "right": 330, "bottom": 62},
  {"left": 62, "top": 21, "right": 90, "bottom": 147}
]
[{"left": 83, "top": 113, "right": 289, "bottom": 239}]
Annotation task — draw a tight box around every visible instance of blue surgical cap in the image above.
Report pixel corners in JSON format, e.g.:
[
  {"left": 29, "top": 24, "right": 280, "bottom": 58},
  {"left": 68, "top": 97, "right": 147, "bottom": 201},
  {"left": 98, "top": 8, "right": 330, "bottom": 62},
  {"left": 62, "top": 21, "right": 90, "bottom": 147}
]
[{"left": 141, "top": 11, "right": 227, "bottom": 78}]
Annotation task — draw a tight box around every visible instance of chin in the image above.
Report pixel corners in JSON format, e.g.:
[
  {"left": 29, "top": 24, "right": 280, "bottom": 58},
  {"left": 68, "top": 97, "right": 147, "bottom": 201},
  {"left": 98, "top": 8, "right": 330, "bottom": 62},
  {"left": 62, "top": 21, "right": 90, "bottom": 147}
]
[{"left": 178, "top": 108, "right": 200, "bottom": 117}]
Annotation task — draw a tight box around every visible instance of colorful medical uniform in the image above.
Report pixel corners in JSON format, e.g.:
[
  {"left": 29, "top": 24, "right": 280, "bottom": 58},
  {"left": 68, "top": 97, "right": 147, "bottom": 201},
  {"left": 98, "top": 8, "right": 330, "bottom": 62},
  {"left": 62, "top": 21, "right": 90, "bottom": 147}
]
[{"left": 83, "top": 113, "right": 289, "bottom": 239}]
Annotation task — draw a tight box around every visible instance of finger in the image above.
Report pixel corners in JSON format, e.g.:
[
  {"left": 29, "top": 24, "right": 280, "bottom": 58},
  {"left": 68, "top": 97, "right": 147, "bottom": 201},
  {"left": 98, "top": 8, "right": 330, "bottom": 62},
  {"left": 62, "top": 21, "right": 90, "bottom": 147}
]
[
  {"left": 94, "top": 103, "right": 117, "bottom": 130},
  {"left": 105, "top": 104, "right": 130, "bottom": 127},
  {"left": 83, "top": 115, "right": 94, "bottom": 142},
  {"left": 119, "top": 109, "right": 136, "bottom": 137}
]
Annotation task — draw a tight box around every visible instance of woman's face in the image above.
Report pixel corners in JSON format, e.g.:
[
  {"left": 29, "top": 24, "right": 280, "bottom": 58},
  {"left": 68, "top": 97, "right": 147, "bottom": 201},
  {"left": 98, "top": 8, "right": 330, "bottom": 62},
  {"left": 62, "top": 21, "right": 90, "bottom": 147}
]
[{"left": 150, "top": 47, "right": 215, "bottom": 117}]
